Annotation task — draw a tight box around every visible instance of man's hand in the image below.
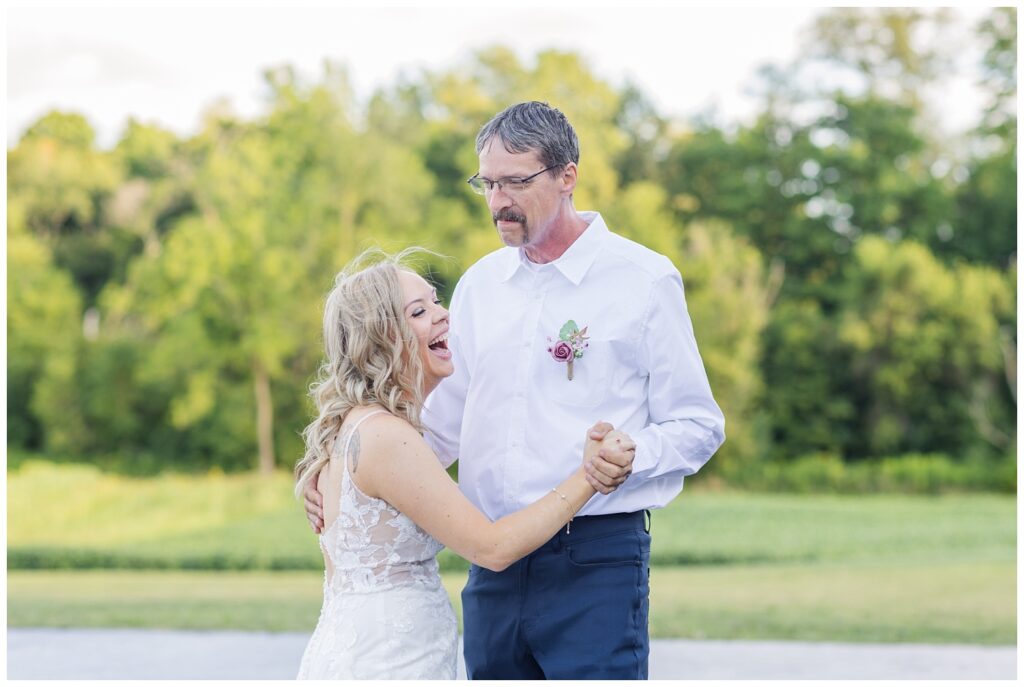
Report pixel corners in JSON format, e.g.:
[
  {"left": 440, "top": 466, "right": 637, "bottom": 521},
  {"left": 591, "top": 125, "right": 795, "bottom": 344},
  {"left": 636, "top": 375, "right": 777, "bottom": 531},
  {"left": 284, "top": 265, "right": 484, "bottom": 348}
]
[
  {"left": 304, "top": 478, "right": 325, "bottom": 534},
  {"left": 585, "top": 423, "right": 637, "bottom": 495}
]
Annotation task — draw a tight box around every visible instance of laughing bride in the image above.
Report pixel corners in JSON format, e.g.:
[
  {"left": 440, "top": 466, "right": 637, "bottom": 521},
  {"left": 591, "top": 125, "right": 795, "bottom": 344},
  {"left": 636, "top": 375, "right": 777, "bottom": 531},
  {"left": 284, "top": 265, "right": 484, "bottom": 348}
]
[{"left": 293, "top": 249, "right": 629, "bottom": 679}]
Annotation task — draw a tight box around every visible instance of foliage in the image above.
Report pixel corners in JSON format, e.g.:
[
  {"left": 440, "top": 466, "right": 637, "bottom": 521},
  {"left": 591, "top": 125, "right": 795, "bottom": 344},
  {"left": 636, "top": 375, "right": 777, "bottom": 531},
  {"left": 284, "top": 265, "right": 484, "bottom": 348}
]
[
  {"left": 726, "top": 452, "right": 1016, "bottom": 494},
  {"left": 7, "top": 219, "right": 86, "bottom": 452},
  {"left": 8, "top": 112, "right": 126, "bottom": 305},
  {"left": 801, "top": 8, "right": 957, "bottom": 107},
  {"left": 605, "top": 184, "right": 772, "bottom": 474},
  {"left": 760, "top": 299, "right": 855, "bottom": 459},
  {"left": 836, "top": 237, "right": 1015, "bottom": 458},
  {"left": 976, "top": 7, "right": 1017, "bottom": 140},
  {"left": 6, "top": 9, "right": 1016, "bottom": 474},
  {"left": 672, "top": 220, "right": 771, "bottom": 475},
  {"left": 952, "top": 9, "right": 1017, "bottom": 268}
]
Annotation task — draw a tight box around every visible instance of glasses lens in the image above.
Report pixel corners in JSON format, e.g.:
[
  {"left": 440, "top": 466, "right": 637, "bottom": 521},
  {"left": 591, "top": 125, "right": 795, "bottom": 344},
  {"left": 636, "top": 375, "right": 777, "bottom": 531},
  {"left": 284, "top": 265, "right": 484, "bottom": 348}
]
[{"left": 468, "top": 177, "right": 488, "bottom": 195}]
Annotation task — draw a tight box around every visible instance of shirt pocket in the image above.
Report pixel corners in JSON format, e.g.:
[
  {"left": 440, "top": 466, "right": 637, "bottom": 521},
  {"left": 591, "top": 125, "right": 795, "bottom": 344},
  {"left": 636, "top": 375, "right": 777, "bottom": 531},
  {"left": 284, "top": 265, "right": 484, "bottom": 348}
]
[{"left": 539, "top": 339, "right": 612, "bottom": 409}]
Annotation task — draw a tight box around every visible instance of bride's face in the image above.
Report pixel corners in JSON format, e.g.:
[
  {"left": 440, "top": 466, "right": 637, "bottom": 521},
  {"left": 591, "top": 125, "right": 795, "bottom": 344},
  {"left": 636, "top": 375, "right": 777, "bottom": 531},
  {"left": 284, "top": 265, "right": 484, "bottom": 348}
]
[{"left": 398, "top": 270, "right": 454, "bottom": 394}]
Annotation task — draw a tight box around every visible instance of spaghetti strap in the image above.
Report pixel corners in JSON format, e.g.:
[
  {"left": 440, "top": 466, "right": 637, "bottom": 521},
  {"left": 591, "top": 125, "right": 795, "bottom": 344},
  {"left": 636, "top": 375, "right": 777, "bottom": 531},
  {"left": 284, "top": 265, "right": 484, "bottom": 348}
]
[{"left": 339, "top": 409, "right": 390, "bottom": 471}]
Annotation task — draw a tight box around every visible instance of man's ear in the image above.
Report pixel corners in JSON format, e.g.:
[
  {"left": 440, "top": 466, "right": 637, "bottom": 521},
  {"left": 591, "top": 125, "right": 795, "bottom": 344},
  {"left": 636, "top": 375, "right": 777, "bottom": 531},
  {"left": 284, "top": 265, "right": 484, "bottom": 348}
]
[{"left": 560, "top": 162, "right": 579, "bottom": 196}]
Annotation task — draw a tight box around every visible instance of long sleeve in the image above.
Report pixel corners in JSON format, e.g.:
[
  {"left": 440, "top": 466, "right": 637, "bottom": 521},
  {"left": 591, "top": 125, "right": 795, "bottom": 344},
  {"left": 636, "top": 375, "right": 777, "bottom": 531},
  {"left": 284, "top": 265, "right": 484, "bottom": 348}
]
[
  {"left": 630, "top": 272, "right": 725, "bottom": 480},
  {"left": 434, "top": 212, "right": 724, "bottom": 518}
]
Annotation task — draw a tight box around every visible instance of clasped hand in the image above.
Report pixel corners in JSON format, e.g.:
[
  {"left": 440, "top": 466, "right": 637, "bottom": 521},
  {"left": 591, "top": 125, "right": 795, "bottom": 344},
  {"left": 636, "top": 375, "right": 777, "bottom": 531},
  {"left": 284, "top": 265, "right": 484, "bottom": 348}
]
[
  {"left": 304, "top": 422, "right": 639, "bottom": 532},
  {"left": 583, "top": 422, "right": 637, "bottom": 495}
]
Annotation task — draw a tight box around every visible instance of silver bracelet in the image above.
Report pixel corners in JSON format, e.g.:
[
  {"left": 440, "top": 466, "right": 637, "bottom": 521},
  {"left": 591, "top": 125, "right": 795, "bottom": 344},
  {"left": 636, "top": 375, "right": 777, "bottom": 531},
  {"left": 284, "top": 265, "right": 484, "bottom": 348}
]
[{"left": 552, "top": 487, "right": 574, "bottom": 534}]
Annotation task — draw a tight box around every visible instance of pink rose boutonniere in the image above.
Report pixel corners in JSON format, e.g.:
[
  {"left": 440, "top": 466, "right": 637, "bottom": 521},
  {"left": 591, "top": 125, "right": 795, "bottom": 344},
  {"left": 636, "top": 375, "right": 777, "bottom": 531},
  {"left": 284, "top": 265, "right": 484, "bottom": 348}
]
[{"left": 547, "top": 319, "right": 589, "bottom": 381}]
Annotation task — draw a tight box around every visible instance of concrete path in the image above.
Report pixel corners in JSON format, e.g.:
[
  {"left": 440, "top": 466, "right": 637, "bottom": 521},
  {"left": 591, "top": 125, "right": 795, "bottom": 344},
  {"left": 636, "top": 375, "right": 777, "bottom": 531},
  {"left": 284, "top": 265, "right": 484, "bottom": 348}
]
[{"left": 7, "top": 628, "right": 1016, "bottom": 680}]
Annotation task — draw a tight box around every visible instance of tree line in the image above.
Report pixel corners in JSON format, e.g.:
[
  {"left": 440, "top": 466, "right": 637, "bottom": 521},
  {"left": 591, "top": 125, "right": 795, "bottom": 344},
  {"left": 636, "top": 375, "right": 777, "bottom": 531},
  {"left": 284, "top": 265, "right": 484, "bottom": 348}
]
[{"left": 8, "top": 8, "right": 1016, "bottom": 481}]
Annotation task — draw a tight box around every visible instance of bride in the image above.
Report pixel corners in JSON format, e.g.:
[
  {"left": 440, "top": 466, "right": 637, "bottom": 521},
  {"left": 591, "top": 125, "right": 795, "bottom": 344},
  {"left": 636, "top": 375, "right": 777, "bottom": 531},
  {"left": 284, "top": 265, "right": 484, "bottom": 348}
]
[{"left": 293, "top": 250, "right": 629, "bottom": 679}]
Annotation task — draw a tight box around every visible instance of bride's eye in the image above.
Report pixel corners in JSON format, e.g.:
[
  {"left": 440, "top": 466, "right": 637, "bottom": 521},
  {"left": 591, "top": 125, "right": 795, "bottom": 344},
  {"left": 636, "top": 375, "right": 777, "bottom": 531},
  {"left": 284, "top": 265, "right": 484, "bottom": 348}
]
[{"left": 411, "top": 307, "right": 426, "bottom": 318}]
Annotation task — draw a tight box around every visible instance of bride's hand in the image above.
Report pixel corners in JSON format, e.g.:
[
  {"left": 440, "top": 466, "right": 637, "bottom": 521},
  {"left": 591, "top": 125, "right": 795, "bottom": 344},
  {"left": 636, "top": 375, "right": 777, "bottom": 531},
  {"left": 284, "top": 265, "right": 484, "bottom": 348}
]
[
  {"left": 583, "top": 421, "right": 611, "bottom": 468},
  {"left": 583, "top": 423, "right": 636, "bottom": 495}
]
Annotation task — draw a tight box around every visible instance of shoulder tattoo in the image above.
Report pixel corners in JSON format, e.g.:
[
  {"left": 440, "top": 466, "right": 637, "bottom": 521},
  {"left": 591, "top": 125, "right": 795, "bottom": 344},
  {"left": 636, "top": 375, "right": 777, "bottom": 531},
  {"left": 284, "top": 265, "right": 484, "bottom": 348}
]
[{"left": 348, "top": 429, "right": 361, "bottom": 474}]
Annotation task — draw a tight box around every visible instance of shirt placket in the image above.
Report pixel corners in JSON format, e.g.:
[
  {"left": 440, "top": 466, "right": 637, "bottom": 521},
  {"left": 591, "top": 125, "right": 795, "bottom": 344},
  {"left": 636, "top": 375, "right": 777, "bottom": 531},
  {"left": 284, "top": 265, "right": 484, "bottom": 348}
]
[{"left": 503, "top": 270, "right": 548, "bottom": 514}]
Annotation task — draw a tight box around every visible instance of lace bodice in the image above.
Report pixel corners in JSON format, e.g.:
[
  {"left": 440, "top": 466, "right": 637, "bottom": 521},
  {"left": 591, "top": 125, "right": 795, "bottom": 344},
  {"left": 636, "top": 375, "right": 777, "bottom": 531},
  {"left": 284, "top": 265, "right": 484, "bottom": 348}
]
[
  {"left": 319, "top": 410, "right": 444, "bottom": 595},
  {"left": 298, "top": 410, "right": 457, "bottom": 679}
]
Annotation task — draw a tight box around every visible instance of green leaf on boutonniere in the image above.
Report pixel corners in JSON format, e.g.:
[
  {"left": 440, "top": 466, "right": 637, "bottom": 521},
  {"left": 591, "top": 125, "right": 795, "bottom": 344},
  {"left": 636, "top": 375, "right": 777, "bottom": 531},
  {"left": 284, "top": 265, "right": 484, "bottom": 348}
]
[{"left": 559, "top": 320, "right": 579, "bottom": 341}]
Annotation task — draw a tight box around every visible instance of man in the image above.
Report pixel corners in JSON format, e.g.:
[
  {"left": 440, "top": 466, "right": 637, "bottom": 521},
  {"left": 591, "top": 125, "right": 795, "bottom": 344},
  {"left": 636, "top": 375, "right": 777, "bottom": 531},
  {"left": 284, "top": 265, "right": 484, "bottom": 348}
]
[{"left": 306, "top": 101, "right": 724, "bottom": 679}]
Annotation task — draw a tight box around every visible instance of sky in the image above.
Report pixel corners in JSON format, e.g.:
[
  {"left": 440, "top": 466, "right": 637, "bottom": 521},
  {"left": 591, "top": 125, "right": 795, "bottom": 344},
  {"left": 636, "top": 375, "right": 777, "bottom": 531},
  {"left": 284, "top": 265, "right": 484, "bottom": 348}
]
[{"left": 7, "top": 5, "right": 993, "bottom": 149}]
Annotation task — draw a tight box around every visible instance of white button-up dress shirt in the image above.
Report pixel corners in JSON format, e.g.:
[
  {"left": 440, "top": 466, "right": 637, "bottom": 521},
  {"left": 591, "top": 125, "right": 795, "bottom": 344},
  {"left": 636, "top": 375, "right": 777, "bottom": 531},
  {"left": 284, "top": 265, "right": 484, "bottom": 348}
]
[{"left": 423, "top": 211, "right": 725, "bottom": 520}]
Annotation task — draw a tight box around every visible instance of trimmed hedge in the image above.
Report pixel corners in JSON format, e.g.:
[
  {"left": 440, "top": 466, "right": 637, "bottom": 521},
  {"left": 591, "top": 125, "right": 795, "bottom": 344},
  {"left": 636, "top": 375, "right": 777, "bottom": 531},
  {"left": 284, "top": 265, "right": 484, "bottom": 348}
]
[
  {"left": 722, "top": 452, "right": 1016, "bottom": 494},
  {"left": 7, "top": 547, "right": 472, "bottom": 572},
  {"left": 7, "top": 545, "right": 803, "bottom": 572}
]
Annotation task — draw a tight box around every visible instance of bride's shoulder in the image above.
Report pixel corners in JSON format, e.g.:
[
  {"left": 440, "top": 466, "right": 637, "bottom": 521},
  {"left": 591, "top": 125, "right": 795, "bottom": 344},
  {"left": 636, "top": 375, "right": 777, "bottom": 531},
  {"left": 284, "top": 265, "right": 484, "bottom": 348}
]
[
  {"left": 347, "top": 407, "right": 425, "bottom": 450},
  {"left": 345, "top": 410, "right": 435, "bottom": 492}
]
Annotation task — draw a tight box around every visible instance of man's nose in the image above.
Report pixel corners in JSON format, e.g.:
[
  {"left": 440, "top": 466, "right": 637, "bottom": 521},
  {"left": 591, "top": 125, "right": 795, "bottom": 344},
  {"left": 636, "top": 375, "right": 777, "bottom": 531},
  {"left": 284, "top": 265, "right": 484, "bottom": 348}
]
[{"left": 486, "top": 187, "right": 511, "bottom": 214}]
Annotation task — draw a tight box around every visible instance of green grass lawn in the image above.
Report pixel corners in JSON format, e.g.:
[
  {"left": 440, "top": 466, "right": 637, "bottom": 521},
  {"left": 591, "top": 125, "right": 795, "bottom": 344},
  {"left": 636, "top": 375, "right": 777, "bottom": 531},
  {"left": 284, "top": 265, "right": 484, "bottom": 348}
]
[
  {"left": 6, "top": 459, "right": 1017, "bottom": 643},
  {"left": 8, "top": 561, "right": 1014, "bottom": 644},
  {"left": 8, "top": 459, "right": 1016, "bottom": 570}
]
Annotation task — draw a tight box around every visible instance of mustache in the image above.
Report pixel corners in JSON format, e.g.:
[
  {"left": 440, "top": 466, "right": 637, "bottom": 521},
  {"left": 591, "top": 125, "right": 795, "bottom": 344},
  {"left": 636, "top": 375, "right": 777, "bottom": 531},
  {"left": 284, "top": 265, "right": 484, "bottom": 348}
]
[{"left": 493, "top": 208, "right": 526, "bottom": 225}]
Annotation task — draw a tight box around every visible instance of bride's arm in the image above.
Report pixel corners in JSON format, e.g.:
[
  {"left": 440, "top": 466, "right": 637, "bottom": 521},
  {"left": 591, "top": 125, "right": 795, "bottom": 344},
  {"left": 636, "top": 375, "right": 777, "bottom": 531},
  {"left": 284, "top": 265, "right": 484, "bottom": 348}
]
[{"left": 352, "top": 414, "right": 630, "bottom": 572}]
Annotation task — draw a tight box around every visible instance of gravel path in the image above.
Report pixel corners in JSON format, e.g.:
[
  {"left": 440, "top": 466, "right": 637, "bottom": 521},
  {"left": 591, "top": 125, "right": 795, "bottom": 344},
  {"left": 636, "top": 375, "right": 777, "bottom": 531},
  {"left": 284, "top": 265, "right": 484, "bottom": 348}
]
[{"left": 7, "top": 628, "right": 1016, "bottom": 680}]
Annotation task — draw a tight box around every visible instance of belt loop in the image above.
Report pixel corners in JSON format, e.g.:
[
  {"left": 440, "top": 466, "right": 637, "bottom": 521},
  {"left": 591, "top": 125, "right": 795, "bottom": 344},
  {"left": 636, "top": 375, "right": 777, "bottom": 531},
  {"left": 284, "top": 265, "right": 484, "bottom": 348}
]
[{"left": 643, "top": 509, "right": 651, "bottom": 533}]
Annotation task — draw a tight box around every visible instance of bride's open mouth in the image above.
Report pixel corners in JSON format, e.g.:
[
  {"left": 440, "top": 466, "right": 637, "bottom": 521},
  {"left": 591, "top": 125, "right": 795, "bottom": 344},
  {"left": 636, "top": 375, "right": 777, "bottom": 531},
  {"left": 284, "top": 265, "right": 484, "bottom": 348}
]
[{"left": 428, "top": 333, "right": 452, "bottom": 360}]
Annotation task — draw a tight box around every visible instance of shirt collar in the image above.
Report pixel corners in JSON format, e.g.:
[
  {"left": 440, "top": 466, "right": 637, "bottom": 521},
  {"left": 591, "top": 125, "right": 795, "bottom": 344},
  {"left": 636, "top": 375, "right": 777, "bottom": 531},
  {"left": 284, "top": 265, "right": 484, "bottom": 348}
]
[{"left": 500, "top": 211, "right": 608, "bottom": 285}]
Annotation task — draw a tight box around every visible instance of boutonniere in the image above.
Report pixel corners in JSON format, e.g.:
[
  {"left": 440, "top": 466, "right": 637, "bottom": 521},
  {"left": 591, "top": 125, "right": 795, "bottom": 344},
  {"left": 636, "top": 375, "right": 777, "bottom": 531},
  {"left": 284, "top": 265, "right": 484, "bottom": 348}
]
[{"left": 547, "top": 319, "right": 589, "bottom": 381}]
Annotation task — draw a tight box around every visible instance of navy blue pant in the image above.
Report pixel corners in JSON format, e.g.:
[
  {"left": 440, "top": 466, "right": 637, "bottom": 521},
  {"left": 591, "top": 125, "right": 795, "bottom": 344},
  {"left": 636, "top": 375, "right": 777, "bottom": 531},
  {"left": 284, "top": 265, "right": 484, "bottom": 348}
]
[{"left": 462, "top": 511, "right": 651, "bottom": 680}]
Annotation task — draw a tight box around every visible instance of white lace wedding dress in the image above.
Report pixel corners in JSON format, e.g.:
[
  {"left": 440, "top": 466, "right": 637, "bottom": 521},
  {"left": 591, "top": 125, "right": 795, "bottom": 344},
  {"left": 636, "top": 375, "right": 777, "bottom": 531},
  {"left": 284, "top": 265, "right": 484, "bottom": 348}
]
[{"left": 297, "top": 411, "right": 459, "bottom": 679}]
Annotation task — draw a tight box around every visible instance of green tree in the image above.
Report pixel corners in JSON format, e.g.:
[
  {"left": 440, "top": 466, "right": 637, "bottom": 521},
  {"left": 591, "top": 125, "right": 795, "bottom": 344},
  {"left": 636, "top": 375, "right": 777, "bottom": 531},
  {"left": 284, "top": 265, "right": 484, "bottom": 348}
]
[
  {"left": 836, "top": 236, "right": 1014, "bottom": 458},
  {"left": 761, "top": 298, "right": 855, "bottom": 459},
  {"left": 661, "top": 91, "right": 957, "bottom": 297},
  {"left": 8, "top": 36, "right": 1014, "bottom": 485},
  {"left": 111, "top": 119, "right": 198, "bottom": 249},
  {"left": 613, "top": 82, "right": 670, "bottom": 188},
  {"left": 800, "top": 7, "right": 957, "bottom": 108},
  {"left": 103, "top": 64, "right": 437, "bottom": 472},
  {"left": 605, "top": 183, "right": 772, "bottom": 474},
  {"left": 658, "top": 7, "right": 1014, "bottom": 466},
  {"left": 975, "top": 7, "right": 1016, "bottom": 140},
  {"left": 951, "top": 8, "right": 1017, "bottom": 267},
  {"left": 8, "top": 112, "right": 125, "bottom": 306},
  {"left": 401, "top": 47, "right": 630, "bottom": 266},
  {"left": 7, "top": 206, "right": 86, "bottom": 452}
]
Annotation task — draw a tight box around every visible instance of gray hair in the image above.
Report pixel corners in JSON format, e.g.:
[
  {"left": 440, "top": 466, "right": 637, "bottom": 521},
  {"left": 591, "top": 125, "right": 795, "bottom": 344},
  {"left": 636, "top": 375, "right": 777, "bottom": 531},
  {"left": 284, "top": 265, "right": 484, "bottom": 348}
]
[{"left": 475, "top": 101, "right": 580, "bottom": 171}]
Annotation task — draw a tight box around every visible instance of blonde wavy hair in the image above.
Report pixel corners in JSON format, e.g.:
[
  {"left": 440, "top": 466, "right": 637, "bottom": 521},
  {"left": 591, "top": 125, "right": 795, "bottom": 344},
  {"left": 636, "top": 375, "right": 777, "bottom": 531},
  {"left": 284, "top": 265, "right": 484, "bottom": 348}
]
[{"left": 294, "top": 248, "right": 436, "bottom": 498}]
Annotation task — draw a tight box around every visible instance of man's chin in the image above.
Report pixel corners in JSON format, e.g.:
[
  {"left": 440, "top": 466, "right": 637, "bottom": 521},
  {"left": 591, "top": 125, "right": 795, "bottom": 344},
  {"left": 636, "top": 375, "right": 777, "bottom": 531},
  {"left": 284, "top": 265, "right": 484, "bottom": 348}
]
[{"left": 496, "top": 222, "right": 527, "bottom": 246}]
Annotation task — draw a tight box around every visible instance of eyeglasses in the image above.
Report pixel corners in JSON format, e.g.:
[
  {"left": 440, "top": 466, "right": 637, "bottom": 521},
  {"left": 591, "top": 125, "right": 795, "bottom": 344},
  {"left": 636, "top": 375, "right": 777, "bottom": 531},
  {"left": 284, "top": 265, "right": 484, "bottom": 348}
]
[{"left": 466, "top": 165, "right": 561, "bottom": 195}]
